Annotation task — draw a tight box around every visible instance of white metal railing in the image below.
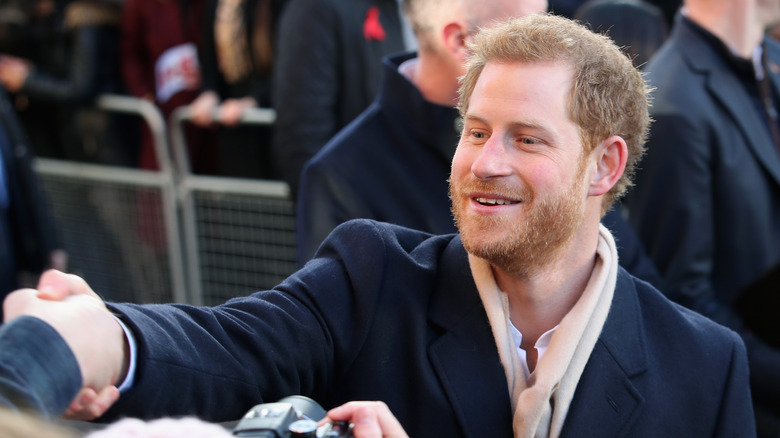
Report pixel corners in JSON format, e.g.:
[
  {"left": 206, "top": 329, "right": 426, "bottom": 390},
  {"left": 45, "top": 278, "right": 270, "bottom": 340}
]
[{"left": 34, "top": 95, "right": 296, "bottom": 305}]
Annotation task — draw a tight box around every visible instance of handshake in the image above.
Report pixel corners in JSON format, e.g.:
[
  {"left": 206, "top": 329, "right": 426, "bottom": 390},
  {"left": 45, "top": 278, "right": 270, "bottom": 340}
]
[{"left": 1, "top": 270, "right": 409, "bottom": 438}]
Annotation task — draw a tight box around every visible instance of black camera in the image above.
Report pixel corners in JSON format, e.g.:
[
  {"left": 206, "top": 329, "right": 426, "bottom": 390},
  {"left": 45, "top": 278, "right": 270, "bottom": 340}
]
[{"left": 232, "top": 395, "right": 353, "bottom": 438}]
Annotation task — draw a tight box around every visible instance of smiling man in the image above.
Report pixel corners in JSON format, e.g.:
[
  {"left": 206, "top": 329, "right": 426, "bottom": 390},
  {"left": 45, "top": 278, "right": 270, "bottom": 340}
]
[{"left": 1, "top": 13, "right": 756, "bottom": 438}]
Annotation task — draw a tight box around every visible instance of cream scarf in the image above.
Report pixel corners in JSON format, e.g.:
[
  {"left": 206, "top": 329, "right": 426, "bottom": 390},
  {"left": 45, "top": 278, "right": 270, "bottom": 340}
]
[{"left": 469, "top": 224, "right": 618, "bottom": 438}]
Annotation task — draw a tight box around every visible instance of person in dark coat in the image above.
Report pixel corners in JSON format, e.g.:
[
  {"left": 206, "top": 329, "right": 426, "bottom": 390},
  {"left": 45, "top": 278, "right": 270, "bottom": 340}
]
[
  {"left": 297, "top": 0, "right": 663, "bottom": 290},
  {"left": 0, "top": 14, "right": 753, "bottom": 438},
  {"left": 625, "top": 0, "right": 780, "bottom": 433},
  {"left": 0, "top": 86, "right": 64, "bottom": 312},
  {"left": 271, "top": 0, "right": 411, "bottom": 197}
]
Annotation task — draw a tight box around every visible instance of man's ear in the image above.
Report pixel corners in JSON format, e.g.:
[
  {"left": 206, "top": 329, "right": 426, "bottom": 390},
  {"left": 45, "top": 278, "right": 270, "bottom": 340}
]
[
  {"left": 588, "top": 135, "right": 627, "bottom": 197},
  {"left": 442, "top": 21, "right": 470, "bottom": 61}
]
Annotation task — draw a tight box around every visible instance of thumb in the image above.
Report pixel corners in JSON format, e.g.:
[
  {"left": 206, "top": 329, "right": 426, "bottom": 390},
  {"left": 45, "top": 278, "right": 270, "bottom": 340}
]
[{"left": 37, "top": 270, "right": 99, "bottom": 301}]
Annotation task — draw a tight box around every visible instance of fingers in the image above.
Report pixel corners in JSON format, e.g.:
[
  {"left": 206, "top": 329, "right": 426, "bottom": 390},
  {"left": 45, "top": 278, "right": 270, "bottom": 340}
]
[
  {"left": 63, "top": 386, "right": 119, "bottom": 421},
  {"left": 189, "top": 91, "right": 219, "bottom": 126},
  {"left": 326, "top": 401, "right": 409, "bottom": 438},
  {"left": 37, "top": 270, "right": 99, "bottom": 301},
  {"left": 217, "top": 100, "right": 246, "bottom": 126},
  {"left": 4, "top": 284, "right": 124, "bottom": 391}
]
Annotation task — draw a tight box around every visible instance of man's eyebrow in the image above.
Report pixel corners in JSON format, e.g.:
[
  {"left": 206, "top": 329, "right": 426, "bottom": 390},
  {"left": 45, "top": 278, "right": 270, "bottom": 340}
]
[
  {"left": 464, "top": 113, "right": 551, "bottom": 134},
  {"left": 462, "top": 114, "right": 488, "bottom": 125}
]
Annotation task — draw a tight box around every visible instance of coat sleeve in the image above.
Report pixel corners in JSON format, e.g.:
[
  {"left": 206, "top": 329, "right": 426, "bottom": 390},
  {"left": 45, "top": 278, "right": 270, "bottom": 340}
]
[
  {"left": 100, "top": 220, "right": 400, "bottom": 423},
  {"left": 0, "top": 317, "right": 81, "bottom": 418},
  {"left": 713, "top": 332, "right": 756, "bottom": 437},
  {"left": 21, "top": 26, "right": 101, "bottom": 104}
]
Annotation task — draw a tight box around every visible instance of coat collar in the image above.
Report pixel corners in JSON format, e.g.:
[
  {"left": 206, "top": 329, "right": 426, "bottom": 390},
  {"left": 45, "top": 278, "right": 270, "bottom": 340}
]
[
  {"left": 427, "top": 238, "right": 650, "bottom": 437},
  {"left": 378, "top": 52, "right": 462, "bottom": 164}
]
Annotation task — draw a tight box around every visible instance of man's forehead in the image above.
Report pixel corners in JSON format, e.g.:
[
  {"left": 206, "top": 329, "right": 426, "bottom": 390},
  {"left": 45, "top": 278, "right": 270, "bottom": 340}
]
[{"left": 472, "top": 61, "right": 575, "bottom": 98}]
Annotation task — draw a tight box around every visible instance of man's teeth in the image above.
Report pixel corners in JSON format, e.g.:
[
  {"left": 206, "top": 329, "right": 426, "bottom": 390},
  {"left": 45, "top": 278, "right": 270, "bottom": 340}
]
[{"left": 476, "top": 197, "right": 513, "bottom": 205}]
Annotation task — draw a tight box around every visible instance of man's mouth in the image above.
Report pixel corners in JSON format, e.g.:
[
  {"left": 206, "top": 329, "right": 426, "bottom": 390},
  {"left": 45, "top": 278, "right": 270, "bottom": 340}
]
[{"left": 474, "top": 197, "right": 520, "bottom": 206}]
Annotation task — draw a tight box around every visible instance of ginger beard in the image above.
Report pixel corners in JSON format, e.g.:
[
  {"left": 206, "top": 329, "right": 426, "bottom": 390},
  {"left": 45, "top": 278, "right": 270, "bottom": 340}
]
[{"left": 450, "top": 156, "right": 588, "bottom": 279}]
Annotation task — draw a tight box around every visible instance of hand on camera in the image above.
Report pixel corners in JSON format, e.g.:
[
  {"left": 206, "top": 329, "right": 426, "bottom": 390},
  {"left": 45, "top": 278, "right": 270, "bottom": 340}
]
[{"left": 324, "top": 401, "right": 409, "bottom": 438}]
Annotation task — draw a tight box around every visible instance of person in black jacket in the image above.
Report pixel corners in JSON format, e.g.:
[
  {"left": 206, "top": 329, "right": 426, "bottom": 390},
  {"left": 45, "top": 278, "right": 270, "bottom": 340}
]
[
  {"left": 271, "top": 0, "right": 412, "bottom": 197},
  {"left": 0, "top": 0, "right": 133, "bottom": 166},
  {"left": 0, "top": 86, "right": 65, "bottom": 314},
  {"left": 626, "top": 0, "right": 780, "bottom": 434}
]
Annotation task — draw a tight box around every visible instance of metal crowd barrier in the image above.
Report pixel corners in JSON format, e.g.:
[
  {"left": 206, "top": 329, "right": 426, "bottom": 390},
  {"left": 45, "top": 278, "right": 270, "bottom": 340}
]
[
  {"left": 34, "top": 94, "right": 298, "bottom": 306},
  {"left": 170, "top": 106, "right": 297, "bottom": 306},
  {"left": 33, "top": 95, "right": 187, "bottom": 303}
]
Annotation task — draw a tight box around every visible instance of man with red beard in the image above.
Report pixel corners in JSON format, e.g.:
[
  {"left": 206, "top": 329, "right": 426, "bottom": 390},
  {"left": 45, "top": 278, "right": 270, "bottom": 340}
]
[{"left": 0, "top": 14, "right": 755, "bottom": 437}]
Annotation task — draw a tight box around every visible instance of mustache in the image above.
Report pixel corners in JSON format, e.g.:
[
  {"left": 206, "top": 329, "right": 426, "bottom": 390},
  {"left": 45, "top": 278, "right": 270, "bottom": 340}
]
[{"left": 449, "top": 177, "right": 534, "bottom": 203}]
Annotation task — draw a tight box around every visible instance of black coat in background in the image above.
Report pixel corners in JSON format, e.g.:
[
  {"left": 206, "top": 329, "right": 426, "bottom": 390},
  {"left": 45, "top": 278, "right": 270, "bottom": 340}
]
[
  {"left": 0, "top": 87, "right": 60, "bottom": 301},
  {"left": 271, "top": 0, "right": 407, "bottom": 197},
  {"left": 627, "top": 13, "right": 780, "bottom": 420}
]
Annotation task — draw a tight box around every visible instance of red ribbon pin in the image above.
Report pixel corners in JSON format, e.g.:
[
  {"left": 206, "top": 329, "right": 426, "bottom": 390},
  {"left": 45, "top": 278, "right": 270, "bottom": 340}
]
[{"left": 363, "top": 6, "right": 386, "bottom": 41}]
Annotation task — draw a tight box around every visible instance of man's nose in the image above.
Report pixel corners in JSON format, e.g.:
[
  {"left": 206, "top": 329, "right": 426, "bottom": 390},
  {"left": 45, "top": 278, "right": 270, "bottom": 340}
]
[{"left": 471, "top": 134, "right": 512, "bottom": 179}]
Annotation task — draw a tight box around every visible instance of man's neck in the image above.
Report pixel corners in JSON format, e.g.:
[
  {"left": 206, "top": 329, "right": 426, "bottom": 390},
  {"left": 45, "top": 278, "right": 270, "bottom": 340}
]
[
  {"left": 495, "top": 222, "right": 600, "bottom": 348},
  {"left": 406, "top": 52, "right": 460, "bottom": 107},
  {"left": 684, "top": 3, "right": 763, "bottom": 58}
]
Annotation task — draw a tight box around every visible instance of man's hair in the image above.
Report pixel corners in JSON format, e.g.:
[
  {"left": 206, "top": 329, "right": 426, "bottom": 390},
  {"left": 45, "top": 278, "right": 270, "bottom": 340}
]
[{"left": 457, "top": 13, "right": 651, "bottom": 210}]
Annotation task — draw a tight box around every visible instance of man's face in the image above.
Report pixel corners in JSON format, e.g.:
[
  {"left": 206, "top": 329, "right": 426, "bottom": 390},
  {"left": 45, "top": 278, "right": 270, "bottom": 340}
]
[{"left": 450, "top": 61, "right": 590, "bottom": 277}]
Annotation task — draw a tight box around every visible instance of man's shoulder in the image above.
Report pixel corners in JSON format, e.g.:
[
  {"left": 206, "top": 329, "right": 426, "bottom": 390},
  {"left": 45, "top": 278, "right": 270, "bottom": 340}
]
[
  {"left": 326, "top": 219, "right": 458, "bottom": 254},
  {"left": 622, "top": 271, "right": 742, "bottom": 348}
]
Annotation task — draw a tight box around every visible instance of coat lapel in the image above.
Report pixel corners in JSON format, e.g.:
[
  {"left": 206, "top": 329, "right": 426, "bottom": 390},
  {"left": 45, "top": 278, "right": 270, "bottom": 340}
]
[
  {"left": 427, "top": 236, "right": 514, "bottom": 438},
  {"left": 426, "top": 242, "right": 651, "bottom": 438},
  {"left": 680, "top": 24, "right": 780, "bottom": 187},
  {"left": 560, "top": 271, "right": 648, "bottom": 438}
]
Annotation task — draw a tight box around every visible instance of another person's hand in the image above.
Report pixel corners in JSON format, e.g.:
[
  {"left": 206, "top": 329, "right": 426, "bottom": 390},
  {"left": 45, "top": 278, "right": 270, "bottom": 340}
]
[
  {"left": 3, "top": 270, "right": 128, "bottom": 419},
  {"left": 218, "top": 97, "right": 257, "bottom": 126},
  {"left": 0, "top": 55, "right": 32, "bottom": 92},
  {"left": 189, "top": 91, "right": 220, "bottom": 126},
  {"left": 64, "top": 386, "right": 120, "bottom": 421},
  {"left": 323, "top": 401, "right": 409, "bottom": 438}
]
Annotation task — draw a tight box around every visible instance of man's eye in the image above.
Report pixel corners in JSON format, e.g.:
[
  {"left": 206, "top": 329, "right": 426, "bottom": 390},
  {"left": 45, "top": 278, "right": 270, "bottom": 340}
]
[
  {"left": 471, "top": 131, "right": 486, "bottom": 139},
  {"left": 520, "top": 137, "right": 538, "bottom": 145}
]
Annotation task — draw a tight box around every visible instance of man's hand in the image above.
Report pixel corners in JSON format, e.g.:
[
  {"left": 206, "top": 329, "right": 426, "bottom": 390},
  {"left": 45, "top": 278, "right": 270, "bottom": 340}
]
[
  {"left": 3, "top": 270, "right": 128, "bottom": 418},
  {"left": 323, "top": 401, "right": 409, "bottom": 438},
  {"left": 189, "top": 91, "right": 219, "bottom": 126},
  {"left": 0, "top": 55, "right": 32, "bottom": 92},
  {"left": 218, "top": 97, "right": 257, "bottom": 126}
]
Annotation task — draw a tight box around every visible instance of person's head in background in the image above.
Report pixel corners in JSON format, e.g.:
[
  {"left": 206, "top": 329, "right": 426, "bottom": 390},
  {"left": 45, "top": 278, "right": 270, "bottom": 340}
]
[
  {"left": 401, "top": 0, "right": 548, "bottom": 106},
  {"left": 575, "top": 0, "right": 669, "bottom": 69}
]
